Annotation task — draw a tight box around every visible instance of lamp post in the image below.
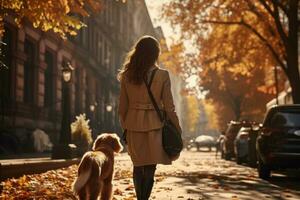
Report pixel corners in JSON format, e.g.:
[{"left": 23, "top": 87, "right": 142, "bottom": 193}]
[
  {"left": 89, "top": 102, "right": 98, "bottom": 138},
  {"left": 274, "top": 66, "right": 280, "bottom": 105},
  {"left": 106, "top": 104, "right": 113, "bottom": 131},
  {"left": 52, "top": 61, "right": 77, "bottom": 159}
]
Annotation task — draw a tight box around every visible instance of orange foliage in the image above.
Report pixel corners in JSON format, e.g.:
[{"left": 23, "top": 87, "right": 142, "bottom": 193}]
[
  {"left": 201, "top": 100, "right": 219, "bottom": 130},
  {"left": 159, "top": 40, "right": 184, "bottom": 75},
  {"left": 161, "top": 0, "right": 297, "bottom": 125},
  {"left": 164, "top": 0, "right": 300, "bottom": 103},
  {"left": 0, "top": 0, "right": 126, "bottom": 38},
  {"left": 186, "top": 95, "right": 200, "bottom": 133}
]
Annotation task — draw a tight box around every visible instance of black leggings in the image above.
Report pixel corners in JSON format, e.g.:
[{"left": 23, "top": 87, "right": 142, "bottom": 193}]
[
  {"left": 133, "top": 164, "right": 156, "bottom": 179},
  {"left": 133, "top": 164, "right": 156, "bottom": 200}
]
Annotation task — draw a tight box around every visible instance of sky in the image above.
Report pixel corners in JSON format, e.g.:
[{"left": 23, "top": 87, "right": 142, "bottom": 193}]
[
  {"left": 144, "top": 0, "right": 178, "bottom": 46},
  {"left": 145, "top": 0, "right": 202, "bottom": 97}
]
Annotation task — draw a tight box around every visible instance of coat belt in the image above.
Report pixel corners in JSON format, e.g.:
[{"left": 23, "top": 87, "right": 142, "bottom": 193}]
[{"left": 129, "top": 103, "right": 160, "bottom": 110}]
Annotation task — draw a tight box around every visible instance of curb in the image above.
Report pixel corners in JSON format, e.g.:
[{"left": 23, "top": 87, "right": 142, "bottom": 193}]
[{"left": 0, "top": 158, "right": 80, "bottom": 181}]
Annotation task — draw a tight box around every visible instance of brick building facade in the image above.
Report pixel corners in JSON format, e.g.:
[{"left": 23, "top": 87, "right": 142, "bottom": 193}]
[{"left": 0, "top": 0, "right": 157, "bottom": 143}]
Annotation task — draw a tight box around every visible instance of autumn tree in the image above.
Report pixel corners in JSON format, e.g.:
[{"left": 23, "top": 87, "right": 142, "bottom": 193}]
[
  {"left": 202, "top": 100, "right": 219, "bottom": 130},
  {"left": 163, "top": 0, "right": 300, "bottom": 103},
  {"left": 0, "top": 0, "right": 103, "bottom": 38},
  {"left": 181, "top": 95, "right": 201, "bottom": 137},
  {"left": 200, "top": 24, "right": 280, "bottom": 123},
  {"left": 162, "top": 3, "right": 280, "bottom": 126},
  {"left": 159, "top": 40, "right": 185, "bottom": 75}
]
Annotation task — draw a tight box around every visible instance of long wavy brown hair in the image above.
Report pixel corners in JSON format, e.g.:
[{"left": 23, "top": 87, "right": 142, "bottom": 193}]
[{"left": 118, "top": 36, "right": 160, "bottom": 84}]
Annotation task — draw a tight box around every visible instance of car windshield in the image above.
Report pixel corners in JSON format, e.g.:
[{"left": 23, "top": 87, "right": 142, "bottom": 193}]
[{"left": 270, "top": 111, "right": 300, "bottom": 127}]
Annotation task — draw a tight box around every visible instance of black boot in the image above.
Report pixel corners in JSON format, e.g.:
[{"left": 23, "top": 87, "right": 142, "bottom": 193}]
[
  {"left": 133, "top": 166, "right": 144, "bottom": 200},
  {"left": 142, "top": 165, "right": 156, "bottom": 200},
  {"left": 142, "top": 178, "right": 154, "bottom": 200},
  {"left": 133, "top": 175, "right": 144, "bottom": 200}
]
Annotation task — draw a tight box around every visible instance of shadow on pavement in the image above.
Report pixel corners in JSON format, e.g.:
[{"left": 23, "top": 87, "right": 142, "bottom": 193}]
[{"left": 165, "top": 171, "right": 300, "bottom": 200}]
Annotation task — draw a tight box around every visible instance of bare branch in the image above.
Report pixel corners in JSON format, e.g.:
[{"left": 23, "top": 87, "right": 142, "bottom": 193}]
[
  {"left": 199, "top": 19, "right": 287, "bottom": 74},
  {"left": 256, "top": 0, "right": 288, "bottom": 47},
  {"left": 257, "top": 0, "right": 274, "bottom": 15},
  {"left": 273, "top": 0, "right": 288, "bottom": 15},
  {"left": 270, "top": 0, "right": 289, "bottom": 46},
  {"left": 245, "top": 0, "right": 282, "bottom": 43}
]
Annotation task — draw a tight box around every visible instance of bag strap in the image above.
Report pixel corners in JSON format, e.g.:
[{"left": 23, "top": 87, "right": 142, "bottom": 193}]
[{"left": 143, "top": 68, "right": 164, "bottom": 123}]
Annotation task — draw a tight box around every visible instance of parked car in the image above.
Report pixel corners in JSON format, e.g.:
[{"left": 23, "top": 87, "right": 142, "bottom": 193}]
[
  {"left": 194, "top": 135, "right": 215, "bottom": 151},
  {"left": 247, "top": 125, "right": 260, "bottom": 167},
  {"left": 223, "top": 121, "right": 255, "bottom": 160},
  {"left": 234, "top": 124, "right": 260, "bottom": 165},
  {"left": 186, "top": 139, "right": 195, "bottom": 150},
  {"left": 256, "top": 105, "right": 300, "bottom": 179},
  {"left": 234, "top": 127, "right": 250, "bottom": 164},
  {"left": 223, "top": 121, "right": 243, "bottom": 160},
  {"left": 216, "top": 132, "right": 226, "bottom": 158}
]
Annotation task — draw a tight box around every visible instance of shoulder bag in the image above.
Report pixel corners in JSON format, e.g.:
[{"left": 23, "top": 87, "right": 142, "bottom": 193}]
[{"left": 144, "top": 69, "right": 183, "bottom": 157}]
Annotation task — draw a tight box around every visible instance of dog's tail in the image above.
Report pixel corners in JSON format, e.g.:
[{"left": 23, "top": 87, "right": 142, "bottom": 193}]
[{"left": 72, "top": 154, "right": 93, "bottom": 194}]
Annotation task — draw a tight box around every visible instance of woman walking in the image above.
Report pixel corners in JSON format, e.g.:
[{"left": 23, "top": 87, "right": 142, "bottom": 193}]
[{"left": 118, "top": 36, "right": 182, "bottom": 200}]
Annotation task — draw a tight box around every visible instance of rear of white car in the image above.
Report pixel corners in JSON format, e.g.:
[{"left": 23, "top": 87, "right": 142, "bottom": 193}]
[{"left": 234, "top": 128, "right": 250, "bottom": 164}]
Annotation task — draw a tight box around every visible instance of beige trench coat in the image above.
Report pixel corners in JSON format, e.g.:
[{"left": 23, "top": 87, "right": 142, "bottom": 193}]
[
  {"left": 118, "top": 67, "right": 181, "bottom": 132},
  {"left": 118, "top": 67, "right": 182, "bottom": 166}
]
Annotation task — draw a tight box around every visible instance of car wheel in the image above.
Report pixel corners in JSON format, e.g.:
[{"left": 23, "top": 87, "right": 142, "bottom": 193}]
[
  {"left": 257, "top": 157, "right": 271, "bottom": 179},
  {"left": 225, "top": 153, "right": 231, "bottom": 160},
  {"left": 248, "top": 156, "right": 257, "bottom": 168},
  {"left": 236, "top": 156, "right": 242, "bottom": 164}
]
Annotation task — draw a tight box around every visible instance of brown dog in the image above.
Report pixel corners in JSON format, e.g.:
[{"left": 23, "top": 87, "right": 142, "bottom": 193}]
[{"left": 72, "top": 133, "right": 123, "bottom": 200}]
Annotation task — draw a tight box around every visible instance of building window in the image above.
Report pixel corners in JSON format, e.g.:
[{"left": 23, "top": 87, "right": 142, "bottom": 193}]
[
  {"left": 85, "top": 74, "right": 90, "bottom": 115},
  {"left": 110, "top": 1, "right": 114, "bottom": 26},
  {"left": 24, "top": 38, "right": 36, "bottom": 104},
  {"left": 75, "top": 69, "right": 81, "bottom": 115},
  {"left": 92, "top": 29, "right": 98, "bottom": 59},
  {"left": 44, "top": 50, "right": 55, "bottom": 107},
  {"left": 97, "top": 34, "right": 102, "bottom": 64},
  {"left": 104, "top": 42, "right": 109, "bottom": 68},
  {"left": 88, "top": 20, "right": 93, "bottom": 52},
  {"left": 96, "top": 83, "right": 102, "bottom": 129},
  {"left": 82, "top": 18, "right": 88, "bottom": 49},
  {"left": 0, "top": 27, "right": 13, "bottom": 102},
  {"left": 105, "top": 1, "right": 109, "bottom": 24},
  {"left": 101, "top": 36, "right": 105, "bottom": 66}
]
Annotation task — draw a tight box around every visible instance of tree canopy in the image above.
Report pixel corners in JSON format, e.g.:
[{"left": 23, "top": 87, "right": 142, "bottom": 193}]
[
  {"left": 0, "top": 0, "right": 104, "bottom": 38},
  {"left": 162, "top": 0, "right": 298, "bottom": 127},
  {"left": 162, "top": 0, "right": 300, "bottom": 127}
]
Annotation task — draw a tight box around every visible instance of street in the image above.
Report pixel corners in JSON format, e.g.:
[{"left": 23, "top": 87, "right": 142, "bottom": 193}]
[
  {"left": 1, "top": 150, "right": 300, "bottom": 200},
  {"left": 114, "top": 150, "right": 300, "bottom": 200}
]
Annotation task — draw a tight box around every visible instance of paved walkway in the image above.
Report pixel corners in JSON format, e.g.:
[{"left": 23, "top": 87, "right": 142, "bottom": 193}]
[
  {"left": 113, "top": 150, "right": 300, "bottom": 200},
  {"left": 1, "top": 150, "right": 300, "bottom": 199}
]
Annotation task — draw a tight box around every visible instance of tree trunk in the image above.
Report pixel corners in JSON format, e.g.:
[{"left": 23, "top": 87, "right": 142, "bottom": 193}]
[
  {"left": 233, "top": 97, "right": 242, "bottom": 121},
  {"left": 286, "top": 0, "right": 300, "bottom": 103},
  {"left": 289, "top": 76, "right": 300, "bottom": 103}
]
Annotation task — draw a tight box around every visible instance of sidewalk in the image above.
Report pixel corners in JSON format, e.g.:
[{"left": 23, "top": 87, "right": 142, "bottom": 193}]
[
  {"left": 113, "top": 151, "right": 300, "bottom": 200},
  {"left": 1, "top": 151, "right": 299, "bottom": 199},
  {"left": 0, "top": 156, "right": 80, "bottom": 181}
]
